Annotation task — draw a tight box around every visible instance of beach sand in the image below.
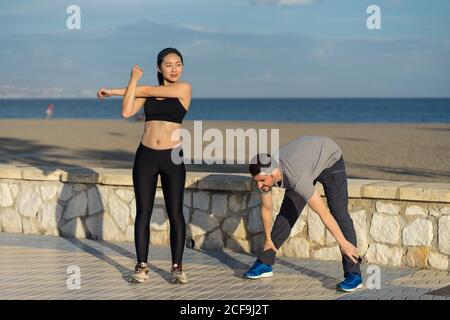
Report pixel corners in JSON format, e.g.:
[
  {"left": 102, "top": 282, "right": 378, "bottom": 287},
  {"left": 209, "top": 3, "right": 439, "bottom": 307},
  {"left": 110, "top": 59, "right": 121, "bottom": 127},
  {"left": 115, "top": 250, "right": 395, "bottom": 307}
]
[{"left": 1, "top": 119, "right": 449, "bottom": 182}]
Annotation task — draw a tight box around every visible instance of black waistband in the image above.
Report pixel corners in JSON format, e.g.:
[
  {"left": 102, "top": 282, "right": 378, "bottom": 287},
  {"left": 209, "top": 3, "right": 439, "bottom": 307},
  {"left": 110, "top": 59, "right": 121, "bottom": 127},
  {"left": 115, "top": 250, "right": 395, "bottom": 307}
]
[{"left": 138, "top": 142, "right": 183, "bottom": 152}]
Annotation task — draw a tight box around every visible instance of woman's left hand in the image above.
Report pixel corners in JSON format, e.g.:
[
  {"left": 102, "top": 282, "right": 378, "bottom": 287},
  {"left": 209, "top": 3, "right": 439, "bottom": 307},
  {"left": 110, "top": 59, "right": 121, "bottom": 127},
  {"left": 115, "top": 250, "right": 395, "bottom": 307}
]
[{"left": 130, "top": 65, "right": 144, "bottom": 81}]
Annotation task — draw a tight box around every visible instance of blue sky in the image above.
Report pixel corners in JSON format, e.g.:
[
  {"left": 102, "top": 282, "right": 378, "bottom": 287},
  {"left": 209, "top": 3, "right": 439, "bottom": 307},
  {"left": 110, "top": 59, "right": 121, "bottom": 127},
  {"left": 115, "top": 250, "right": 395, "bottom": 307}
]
[{"left": 0, "top": 0, "right": 449, "bottom": 97}]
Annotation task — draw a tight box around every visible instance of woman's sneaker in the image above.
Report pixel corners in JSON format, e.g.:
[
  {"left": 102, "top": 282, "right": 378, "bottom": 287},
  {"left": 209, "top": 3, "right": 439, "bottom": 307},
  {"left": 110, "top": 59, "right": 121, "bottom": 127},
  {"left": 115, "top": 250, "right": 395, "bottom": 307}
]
[
  {"left": 171, "top": 264, "right": 188, "bottom": 284},
  {"left": 337, "top": 272, "right": 363, "bottom": 292},
  {"left": 243, "top": 260, "right": 273, "bottom": 279},
  {"left": 130, "top": 262, "right": 149, "bottom": 283}
]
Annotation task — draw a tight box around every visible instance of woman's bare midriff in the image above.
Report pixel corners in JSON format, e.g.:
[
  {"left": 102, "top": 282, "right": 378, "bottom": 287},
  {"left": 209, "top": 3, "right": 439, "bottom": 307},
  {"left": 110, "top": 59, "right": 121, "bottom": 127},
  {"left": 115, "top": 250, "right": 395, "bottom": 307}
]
[{"left": 141, "top": 120, "right": 183, "bottom": 150}]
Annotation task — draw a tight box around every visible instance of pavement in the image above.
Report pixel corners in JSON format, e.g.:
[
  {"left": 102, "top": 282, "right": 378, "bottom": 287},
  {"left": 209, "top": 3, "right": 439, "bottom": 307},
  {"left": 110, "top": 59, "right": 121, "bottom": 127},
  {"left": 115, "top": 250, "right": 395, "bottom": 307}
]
[{"left": 0, "top": 233, "right": 449, "bottom": 300}]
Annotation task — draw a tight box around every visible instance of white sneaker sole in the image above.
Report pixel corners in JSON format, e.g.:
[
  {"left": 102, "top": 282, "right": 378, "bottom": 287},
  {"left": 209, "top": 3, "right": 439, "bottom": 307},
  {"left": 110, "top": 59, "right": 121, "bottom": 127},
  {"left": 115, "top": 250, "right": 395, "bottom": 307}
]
[
  {"left": 171, "top": 273, "right": 188, "bottom": 284},
  {"left": 172, "top": 279, "right": 188, "bottom": 284},
  {"left": 337, "top": 283, "right": 363, "bottom": 292},
  {"left": 130, "top": 275, "right": 149, "bottom": 283},
  {"left": 244, "top": 271, "right": 274, "bottom": 279}
]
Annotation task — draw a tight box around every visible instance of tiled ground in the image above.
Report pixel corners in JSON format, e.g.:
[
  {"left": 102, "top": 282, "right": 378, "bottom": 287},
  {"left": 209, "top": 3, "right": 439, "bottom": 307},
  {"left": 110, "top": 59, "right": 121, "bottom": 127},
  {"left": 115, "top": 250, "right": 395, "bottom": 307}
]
[{"left": 0, "top": 233, "right": 449, "bottom": 300}]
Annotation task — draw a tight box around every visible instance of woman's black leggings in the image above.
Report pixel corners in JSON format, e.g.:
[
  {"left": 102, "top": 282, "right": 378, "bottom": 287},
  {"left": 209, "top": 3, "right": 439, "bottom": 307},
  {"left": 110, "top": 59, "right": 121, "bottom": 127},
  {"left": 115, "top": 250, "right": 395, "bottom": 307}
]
[{"left": 132, "top": 142, "right": 186, "bottom": 265}]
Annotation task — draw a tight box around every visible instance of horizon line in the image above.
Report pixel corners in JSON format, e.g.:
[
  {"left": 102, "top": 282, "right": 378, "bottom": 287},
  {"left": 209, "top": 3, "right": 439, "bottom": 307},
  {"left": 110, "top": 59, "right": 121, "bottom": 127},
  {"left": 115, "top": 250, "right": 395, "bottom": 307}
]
[{"left": 1, "top": 96, "right": 450, "bottom": 100}]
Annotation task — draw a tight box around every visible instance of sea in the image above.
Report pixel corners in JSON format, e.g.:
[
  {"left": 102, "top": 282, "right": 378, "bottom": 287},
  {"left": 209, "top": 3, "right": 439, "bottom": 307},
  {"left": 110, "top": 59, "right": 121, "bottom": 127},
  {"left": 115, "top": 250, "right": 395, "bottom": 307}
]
[{"left": 0, "top": 98, "right": 449, "bottom": 123}]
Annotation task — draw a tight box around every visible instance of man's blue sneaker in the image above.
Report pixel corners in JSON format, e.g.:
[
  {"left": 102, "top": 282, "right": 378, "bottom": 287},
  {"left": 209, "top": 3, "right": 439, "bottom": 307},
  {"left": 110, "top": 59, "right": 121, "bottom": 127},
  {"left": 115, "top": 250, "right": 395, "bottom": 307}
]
[
  {"left": 243, "top": 260, "right": 274, "bottom": 279},
  {"left": 337, "top": 272, "right": 363, "bottom": 292}
]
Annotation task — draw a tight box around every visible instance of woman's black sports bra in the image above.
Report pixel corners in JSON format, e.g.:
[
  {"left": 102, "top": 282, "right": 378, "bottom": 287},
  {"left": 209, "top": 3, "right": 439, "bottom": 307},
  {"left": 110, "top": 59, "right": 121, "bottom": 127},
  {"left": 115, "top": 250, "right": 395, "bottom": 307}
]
[{"left": 144, "top": 97, "right": 187, "bottom": 124}]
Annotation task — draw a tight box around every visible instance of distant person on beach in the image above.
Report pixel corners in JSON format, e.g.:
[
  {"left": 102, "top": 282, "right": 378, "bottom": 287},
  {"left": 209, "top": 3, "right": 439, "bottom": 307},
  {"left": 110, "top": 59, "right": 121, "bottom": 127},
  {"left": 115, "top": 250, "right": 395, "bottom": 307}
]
[
  {"left": 96, "top": 48, "right": 192, "bottom": 284},
  {"left": 46, "top": 103, "right": 54, "bottom": 119},
  {"left": 245, "top": 136, "right": 363, "bottom": 292}
]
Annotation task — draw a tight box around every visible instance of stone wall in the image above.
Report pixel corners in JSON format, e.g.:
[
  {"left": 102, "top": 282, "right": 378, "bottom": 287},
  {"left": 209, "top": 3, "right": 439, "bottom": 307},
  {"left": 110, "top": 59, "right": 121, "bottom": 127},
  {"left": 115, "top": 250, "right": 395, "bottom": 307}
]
[{"left": 1, "top": 165, "right": 449, "bottom": 271}]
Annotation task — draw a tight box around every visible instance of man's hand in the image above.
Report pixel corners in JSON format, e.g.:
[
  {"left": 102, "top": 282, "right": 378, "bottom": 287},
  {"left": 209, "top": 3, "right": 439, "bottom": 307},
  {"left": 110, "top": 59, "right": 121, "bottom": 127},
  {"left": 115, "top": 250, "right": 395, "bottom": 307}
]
[
  {"left": 339, "top": 240, "right": 360, "bottom": 264},
  {"left": 263, "top": 239, "right": 277, "bottom": 252}
]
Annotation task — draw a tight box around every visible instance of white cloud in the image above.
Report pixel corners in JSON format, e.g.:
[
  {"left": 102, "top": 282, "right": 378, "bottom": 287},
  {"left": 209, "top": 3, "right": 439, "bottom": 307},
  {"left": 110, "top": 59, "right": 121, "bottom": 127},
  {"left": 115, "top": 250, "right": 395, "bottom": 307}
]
[
  {"left": 0, "top": 85, "right": 98, "bottom": 98},
  {"left": 176, "top": 24, "right": 210, "bottom": 33},
  {"left": 0, "top": 85, "right": 67, "bottom": 98},
  {"left": 79, "top": 89, "right": 96, "bottom": 97},
  {"left": 1, "top": 20, "right": 448, "bottom": 98}
]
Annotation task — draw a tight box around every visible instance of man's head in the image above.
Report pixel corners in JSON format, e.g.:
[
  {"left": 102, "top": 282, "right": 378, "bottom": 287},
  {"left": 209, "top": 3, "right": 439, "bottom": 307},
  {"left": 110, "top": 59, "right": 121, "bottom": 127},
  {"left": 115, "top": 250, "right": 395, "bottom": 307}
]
[{"left": 249, "top": 153, "right": 279, "bottom": 193}]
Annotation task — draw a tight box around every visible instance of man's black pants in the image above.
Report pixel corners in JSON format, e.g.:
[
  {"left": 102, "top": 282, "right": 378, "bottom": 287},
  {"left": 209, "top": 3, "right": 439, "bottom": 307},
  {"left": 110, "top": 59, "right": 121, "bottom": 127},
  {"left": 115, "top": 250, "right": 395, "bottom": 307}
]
[{"left": 257, "top": 156, "right": 361, "bottom": 276}]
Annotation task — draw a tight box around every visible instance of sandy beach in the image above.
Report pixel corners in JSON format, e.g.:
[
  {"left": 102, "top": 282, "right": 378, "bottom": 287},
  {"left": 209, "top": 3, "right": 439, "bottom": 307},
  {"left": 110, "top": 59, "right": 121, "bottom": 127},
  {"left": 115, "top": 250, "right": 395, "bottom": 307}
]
[{"left": 1, "top": 119, "right": 449, "bottom": 182}]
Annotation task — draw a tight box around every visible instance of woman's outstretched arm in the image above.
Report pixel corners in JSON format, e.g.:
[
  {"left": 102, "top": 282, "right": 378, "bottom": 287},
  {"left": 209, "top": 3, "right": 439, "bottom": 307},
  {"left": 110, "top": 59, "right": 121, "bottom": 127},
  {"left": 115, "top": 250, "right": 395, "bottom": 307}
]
[
  {"left": 97, "top": 86, "right": 146, "bottom": 118},
  {"left": 134, "top": 82, "right": 191, "bottom": 99},
  {"left": 97, "top": 82, "right": 192, "bottom": 99},
  {"left": 97, "top": 87, "right": 127, "bottom": 98},
  {"left": 97, "top": 83, "right": 191, "bottom": 99}
]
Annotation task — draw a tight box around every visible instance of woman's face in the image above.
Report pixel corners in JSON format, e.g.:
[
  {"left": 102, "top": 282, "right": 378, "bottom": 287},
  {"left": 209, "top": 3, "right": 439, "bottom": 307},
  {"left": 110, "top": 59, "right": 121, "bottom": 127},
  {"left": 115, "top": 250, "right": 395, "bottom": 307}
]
[{"left": 158, "top": 53, "right": 183, "bottom": 83}]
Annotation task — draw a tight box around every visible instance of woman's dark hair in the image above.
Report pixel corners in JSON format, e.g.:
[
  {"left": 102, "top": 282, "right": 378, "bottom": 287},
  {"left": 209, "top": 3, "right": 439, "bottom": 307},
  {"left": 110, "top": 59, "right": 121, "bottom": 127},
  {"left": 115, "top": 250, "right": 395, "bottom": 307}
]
[
  {"left": 249, "top": 153, "right": 277, "bottom": 176},
  {"left": 157, "top": 47, "right": 184, "bottom": 85}
]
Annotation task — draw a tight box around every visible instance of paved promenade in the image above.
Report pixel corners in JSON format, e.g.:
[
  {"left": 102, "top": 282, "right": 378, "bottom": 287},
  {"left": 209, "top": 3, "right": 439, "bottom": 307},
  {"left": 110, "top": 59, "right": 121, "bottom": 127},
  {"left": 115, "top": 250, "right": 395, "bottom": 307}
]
[{"left": 0, "top": 233, "right": 449, "bottom": 300}]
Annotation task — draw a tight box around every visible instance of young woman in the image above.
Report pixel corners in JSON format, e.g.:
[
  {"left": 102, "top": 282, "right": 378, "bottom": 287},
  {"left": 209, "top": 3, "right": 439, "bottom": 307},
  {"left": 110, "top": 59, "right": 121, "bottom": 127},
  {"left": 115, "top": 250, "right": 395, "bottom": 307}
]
[{"left": 97, "top": 48, "right": 192, "bottom": 284}]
